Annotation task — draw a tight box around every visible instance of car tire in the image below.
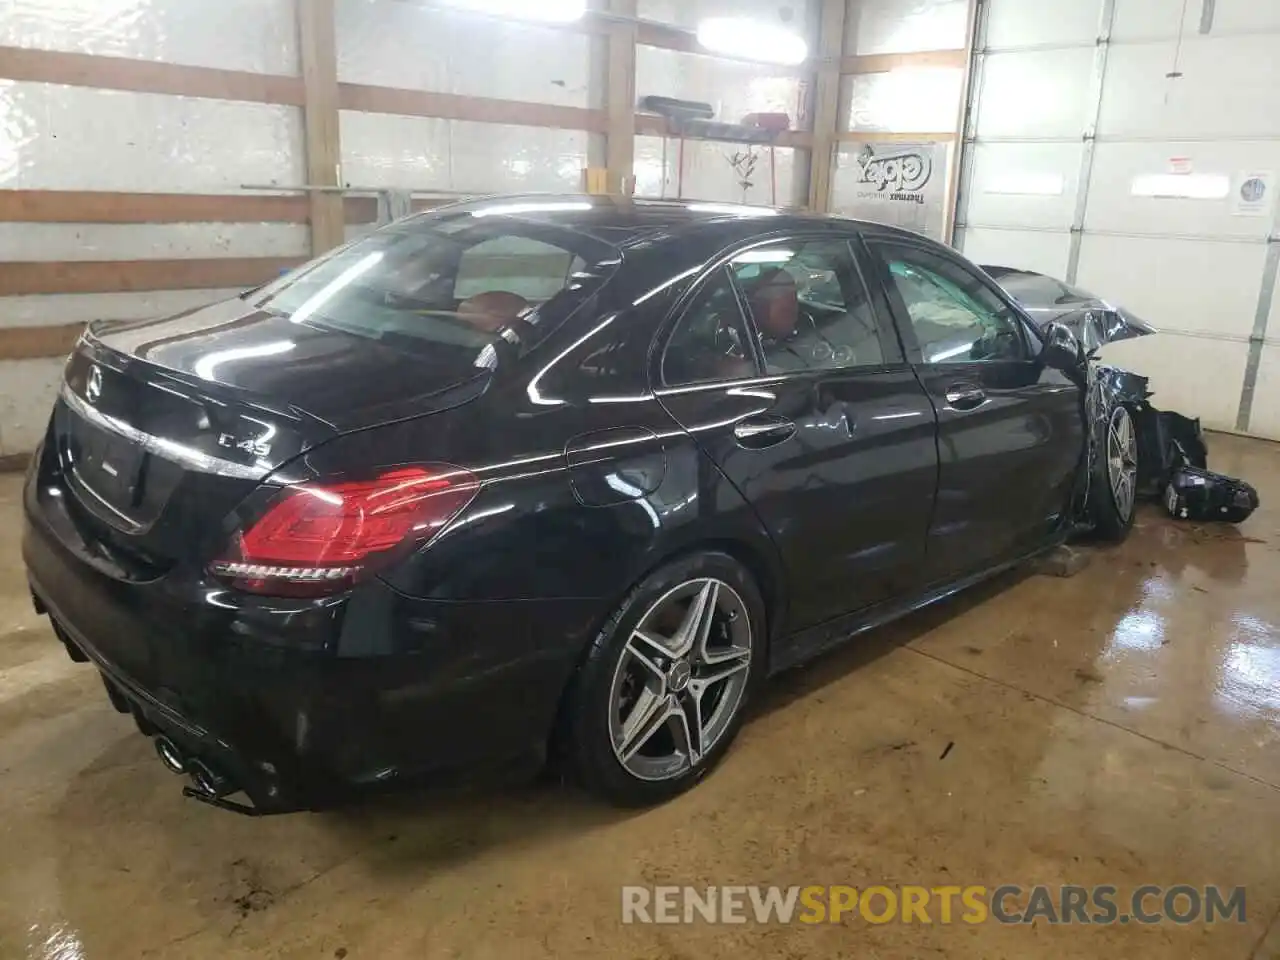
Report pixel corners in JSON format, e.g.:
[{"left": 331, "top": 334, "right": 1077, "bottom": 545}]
[
  {"left": 566, "top": 551, "right": 766, "bottom": 806},
  {"left": 1090, "top": 403, "right": 1139, "bottom": 541}
]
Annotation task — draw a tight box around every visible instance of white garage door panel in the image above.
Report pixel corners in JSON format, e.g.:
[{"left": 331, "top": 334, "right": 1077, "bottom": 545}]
[
  {"left": 1084, "top": 141, "right": 1280, "bottom": 238},
  {"left": 963, "top": 142, "right": 1079, "bottom": 229},
  {"left": 1076, "top": 235, "right": 1265, "bottom": 340},
  {"left": 985, "top": 0, "right": 1099, "bottom": 50},
  {"left": 957, "top": 227, "right": 1072, "bottom": 278},
  {"left": 1114, "top": 0, "right": 1280, "bottom": 40},
  {"left": 1245, "top": 347, "right": 1280, "bottom": 440},
  {"left": 1099, "top": 41, "right": 1280, "bottom": 139},
  {"left": 976, "top": 49, "right": 1095, "bottom": 139},
  {"left": 1100, "top": 336, "right": 1247, "bottom": 431}
]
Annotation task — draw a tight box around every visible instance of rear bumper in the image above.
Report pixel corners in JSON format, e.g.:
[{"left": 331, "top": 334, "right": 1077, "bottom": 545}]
[{"left": 22, "top": 467, "right": 599, "bottom": 813}]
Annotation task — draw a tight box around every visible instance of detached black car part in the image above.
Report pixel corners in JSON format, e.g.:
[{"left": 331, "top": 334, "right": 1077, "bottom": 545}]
[{"left": 985, "top": 265, "right": 1257, "bottom": 526}]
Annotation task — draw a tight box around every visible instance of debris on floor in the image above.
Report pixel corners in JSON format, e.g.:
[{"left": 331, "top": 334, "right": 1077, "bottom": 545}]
[
  {"left": 1032, "top": 544, "right": 1092, "bottom": 578},
  {"left": 1129, "top": 397, "right": 1260, "bottom": 524}
]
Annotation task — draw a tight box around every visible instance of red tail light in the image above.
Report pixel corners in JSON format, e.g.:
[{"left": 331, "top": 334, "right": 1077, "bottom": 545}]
[{"left": 211, "top": 465, "right": 479, "bottom": 597}]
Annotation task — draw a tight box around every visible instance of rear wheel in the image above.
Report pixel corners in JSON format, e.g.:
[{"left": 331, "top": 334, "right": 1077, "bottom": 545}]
[
  {"left": 1090, "top": 404, "right": 1139, "bottom": 541},
  {"left": 566, "top": 552, "right": 765, "bottom": 806}
]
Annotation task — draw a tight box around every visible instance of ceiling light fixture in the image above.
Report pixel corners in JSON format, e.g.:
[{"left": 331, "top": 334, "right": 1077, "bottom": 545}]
[
  {"left": 695, "top": 17, "right": 809, "bottom": 66},
  {"left": 439, "top": 0, "right": 586, "bottom": 23}
]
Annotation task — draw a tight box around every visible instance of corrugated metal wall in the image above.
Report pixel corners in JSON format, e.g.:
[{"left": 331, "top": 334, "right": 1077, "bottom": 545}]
[{"left": 955, "top": 0, "right": 1280, "bottom": 438}]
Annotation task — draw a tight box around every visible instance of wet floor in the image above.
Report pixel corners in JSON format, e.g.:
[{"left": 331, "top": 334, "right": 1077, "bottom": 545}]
[{"left": 1, "top": 433, "right": 1279, "bottom": 959}]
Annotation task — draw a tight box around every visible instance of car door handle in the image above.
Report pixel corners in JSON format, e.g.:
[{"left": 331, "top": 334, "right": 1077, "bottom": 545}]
[
  {"left": 733, "top": 416, "right": 796, "bottom": 448},
  {"left": 945, "top": 383, "right": 987, "bottom": 411}
]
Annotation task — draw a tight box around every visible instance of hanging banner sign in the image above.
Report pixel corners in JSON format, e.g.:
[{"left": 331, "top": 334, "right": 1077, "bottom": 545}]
[{"left": 831, "top": 141, "right": 949, "bottom": 241}]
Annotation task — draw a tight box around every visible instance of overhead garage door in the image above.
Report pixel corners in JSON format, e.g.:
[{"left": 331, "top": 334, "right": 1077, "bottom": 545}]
[{"left": 954, "top": 0, "right": 1280, "bottom": 438}]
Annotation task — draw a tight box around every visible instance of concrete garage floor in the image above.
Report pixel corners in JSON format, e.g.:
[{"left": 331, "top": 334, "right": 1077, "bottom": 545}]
[{"left": 0, "top": 435, "right": 1279, "bottom": 960}]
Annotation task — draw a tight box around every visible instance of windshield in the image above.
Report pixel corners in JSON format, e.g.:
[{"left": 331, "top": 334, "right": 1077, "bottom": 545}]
[{"left": 248, "top": 214, "right": 618, "bottom": 367}]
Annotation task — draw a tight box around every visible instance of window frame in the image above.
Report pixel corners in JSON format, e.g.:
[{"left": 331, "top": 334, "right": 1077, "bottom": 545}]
[
  {"left": 653, "top": 231, "right": 906, "bottom": 393},
  {"left": 861, "top": 236, "right": 1045, "bottom": 367},
  {"left": 657, "top": 263, "right": 765, "bottom": 389}
]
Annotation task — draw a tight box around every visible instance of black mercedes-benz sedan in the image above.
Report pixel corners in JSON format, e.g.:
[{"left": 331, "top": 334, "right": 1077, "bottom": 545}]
[{"left": 21, "top": 196, "right": 1134, "bottom": 813}]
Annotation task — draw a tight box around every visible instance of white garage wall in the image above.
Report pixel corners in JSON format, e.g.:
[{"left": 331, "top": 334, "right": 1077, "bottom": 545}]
[
  {"left": 955, "top": 0, "right": 1280, "bottom": 437},
  {"left": 0, "top": 0, "right": 306, "bottom": 459},
  {"left": 829, "top": 0, "right": 967, "bottom": 240},
  {"left": 632, "top": 0, "right": 811, "bottom": 207}
]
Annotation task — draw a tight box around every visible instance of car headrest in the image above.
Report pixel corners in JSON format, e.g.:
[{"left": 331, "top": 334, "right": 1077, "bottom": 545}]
[
  {"left": 749, "top": 269, "right": 799, "bottom": 340},
  {"left": 457, "top": 290, "right": 531, "bottom": 333}
]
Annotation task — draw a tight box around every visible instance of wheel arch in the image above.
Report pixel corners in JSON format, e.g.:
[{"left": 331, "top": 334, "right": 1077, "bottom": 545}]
[{"left": 545, "top": 532, "right": 788, "bottom": 756}]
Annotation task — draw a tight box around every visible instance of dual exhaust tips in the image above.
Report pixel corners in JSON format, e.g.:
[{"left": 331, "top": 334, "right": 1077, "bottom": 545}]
[{"left": 154, "top": 735, "right": 230, "bottom": 798}]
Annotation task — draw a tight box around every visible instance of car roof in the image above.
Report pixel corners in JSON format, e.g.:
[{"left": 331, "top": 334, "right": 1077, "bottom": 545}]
[{"left": 423, "top": 193, "right": 929, "bottom": 249}]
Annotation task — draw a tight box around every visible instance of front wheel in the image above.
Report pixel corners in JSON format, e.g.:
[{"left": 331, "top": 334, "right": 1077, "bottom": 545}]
[
  {"left": 1090, "top": 403, "right": 1139, "bottom": 541},
  {"left": 565, "top": 552, "right": 765, "bottom": 806}
]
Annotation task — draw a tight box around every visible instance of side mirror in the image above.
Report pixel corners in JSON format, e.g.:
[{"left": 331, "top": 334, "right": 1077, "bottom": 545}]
[{"left": 1040, "top": 321, "right": 1082, "bottom": 373}]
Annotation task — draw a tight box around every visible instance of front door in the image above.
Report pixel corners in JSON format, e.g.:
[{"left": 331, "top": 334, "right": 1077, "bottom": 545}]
[
  {"left": 656, "top": 236, "right": 938, "bottom": 635},
  {"left": 860, "top": 237, "right": 1084, "bottom": 582}
]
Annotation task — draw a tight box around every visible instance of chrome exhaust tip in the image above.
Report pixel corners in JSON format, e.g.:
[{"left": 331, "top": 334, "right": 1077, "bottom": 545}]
[
  {"left": 154, "top": 736, "right": 186, "bottom": 775},
  {"left": 188, "top": 758, "right": 231, "bottom": 798}
]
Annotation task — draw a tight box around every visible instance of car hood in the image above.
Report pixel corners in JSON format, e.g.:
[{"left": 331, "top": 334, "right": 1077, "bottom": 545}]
[{"left": 983, "top": 265, "right": 1157, "bottom": 348}]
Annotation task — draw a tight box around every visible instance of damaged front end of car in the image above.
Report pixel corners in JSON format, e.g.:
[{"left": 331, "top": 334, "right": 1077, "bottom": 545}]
[{"left": 986, "top": 266, "right": 1255, "bottom": 527}]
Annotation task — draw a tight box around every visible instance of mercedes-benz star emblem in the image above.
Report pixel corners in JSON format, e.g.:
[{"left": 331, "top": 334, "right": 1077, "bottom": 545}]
[{"left": 85, "top": 365, "right": 104, "bottom": 404}]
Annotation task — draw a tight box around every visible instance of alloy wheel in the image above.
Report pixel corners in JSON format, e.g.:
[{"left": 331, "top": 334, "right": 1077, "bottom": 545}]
[
  {"left": 1107, "top": 406, "right": 1138, "bottom": 521},
  {"left": 607, "top": 578, "right": 753, "bottom": 782}
]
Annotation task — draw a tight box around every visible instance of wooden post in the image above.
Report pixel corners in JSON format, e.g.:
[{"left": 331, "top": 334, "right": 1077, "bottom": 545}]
[
  {"left": 606, "top": 0, "right": 637, "bottom": 195},
  {"left": 298, "top": 0, "right": 344, "bottom": 255},
  {"left": 807, "top": 0, "right": 847, "bottom": 213}
]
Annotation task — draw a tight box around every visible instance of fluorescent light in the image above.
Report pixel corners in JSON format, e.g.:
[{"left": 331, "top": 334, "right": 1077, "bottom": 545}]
[
  {"left": 986, "top": 172, "right": 1065, "bottom": 196},
  {"left": 439, "top": 0, "right": 586, "bottom": 22},
  {"left": 695, "top": 17, "right": 809, "bottom": 66},
  {"left": 1131, "top": 174, "right": 1230, "bottom": 200},
  {"left": 686, "top": 202, "right": 779, "bottom": 217},
  {"left": 471, "top": 201, "right": 592, "bottom": 218}
]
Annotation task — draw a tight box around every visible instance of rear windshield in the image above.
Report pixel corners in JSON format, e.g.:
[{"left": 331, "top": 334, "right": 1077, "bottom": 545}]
[{"left": 248, "top": 213, "right": 618, "bottom": 367}]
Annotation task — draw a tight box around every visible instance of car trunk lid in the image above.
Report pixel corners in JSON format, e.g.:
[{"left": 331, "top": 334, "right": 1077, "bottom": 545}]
[{"left": 53, "top": 300, "right": 491, "bottom": 572}]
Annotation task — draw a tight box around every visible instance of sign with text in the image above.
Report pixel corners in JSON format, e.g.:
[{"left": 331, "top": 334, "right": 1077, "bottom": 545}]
[{"left": 831, "top": 141, "right": 949, "bottom": 241}]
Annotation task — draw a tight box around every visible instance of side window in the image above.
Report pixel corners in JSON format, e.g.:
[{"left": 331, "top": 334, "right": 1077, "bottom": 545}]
[
  {"left": 455, "top": 236, "right": 578, "bottom": 302},
  {"left": 729, "top": 239, "right": 885, "bottom": 374},
  {"left": 872, "top": 243, "right": 1028, "bottom": 364},
  {"left": 662, "top": 267, "right": 758, "bottom": 387}
]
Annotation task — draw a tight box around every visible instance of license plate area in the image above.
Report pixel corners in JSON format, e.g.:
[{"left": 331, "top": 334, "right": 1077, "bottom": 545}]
[{"left": 62, "top": 414, "right": 149, "bottom": 529}]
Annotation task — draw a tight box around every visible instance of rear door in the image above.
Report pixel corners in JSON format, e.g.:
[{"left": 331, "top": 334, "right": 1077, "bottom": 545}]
[
  {"left": 656, "top": 234, "right": 938, "bottom": 636},
  {"left": 859, "top": 237, "right": 1083, "bottom": 580}
]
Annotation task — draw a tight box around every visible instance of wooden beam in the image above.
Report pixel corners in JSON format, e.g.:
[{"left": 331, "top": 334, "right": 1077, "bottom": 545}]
[
  {"left": 606, "top": 0, "right": 638, "bottom": 194},
  {"left": 0, "top": 190, "right": 381, "bottom": 225},
  {"left": 298, "top": 0, "right": 345, "bottom": 255},
  {"left": 835, "top": 130, "right": 958, "bottom": 143},
  {"left": 0, "top": 323, "right": 86, "bottom": 362},
  {"left": 340, "top": 83, "right": 607, "bottom": 132},
  {"left": 808, "top": 0, "right": 847, "bottom": 212},
  {"left": 841, "top": 49, "right": 967, "bottom": 75},
  {"left": 0, "top": 45, "right": 303, "bottom": 105},
  {"left": 0, "top": 257, "right": 303, "bottom": 297}
]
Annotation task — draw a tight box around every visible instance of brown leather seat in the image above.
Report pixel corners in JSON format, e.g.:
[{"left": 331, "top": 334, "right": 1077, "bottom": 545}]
[
  {"left": 456, "top": 290, "right": 531, "bottom": 334},
  {"left": 748, "top": 269, "right": 800, "bottom": 341}
]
